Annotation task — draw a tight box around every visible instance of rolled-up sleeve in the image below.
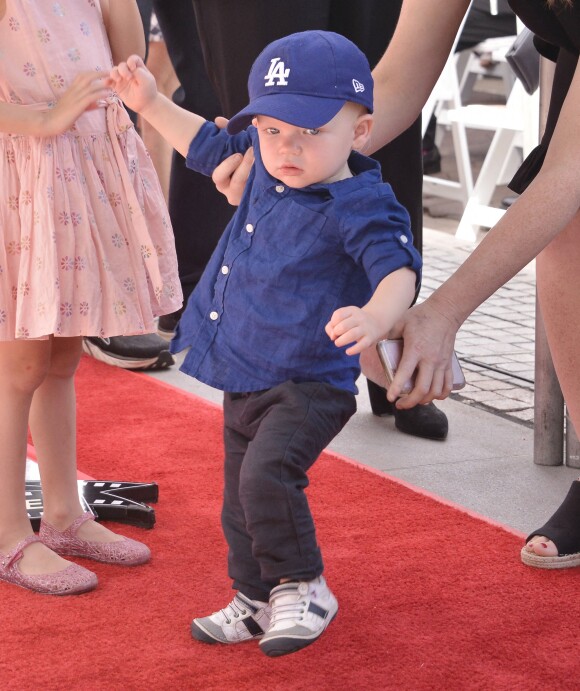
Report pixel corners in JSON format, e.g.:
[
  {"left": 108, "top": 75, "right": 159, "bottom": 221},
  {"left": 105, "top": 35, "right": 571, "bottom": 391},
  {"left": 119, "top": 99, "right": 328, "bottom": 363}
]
[
  {"left": 340, "top": 184, "right": 422, "bottom": 292},
  {"left": 185, "top": 121, "right": 253, "bottom": 177}
]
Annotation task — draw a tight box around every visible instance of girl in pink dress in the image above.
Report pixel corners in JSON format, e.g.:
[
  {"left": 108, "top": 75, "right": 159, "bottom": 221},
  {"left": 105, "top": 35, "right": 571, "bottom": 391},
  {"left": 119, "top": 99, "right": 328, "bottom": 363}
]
[{"left": 0, "top": 0, "right": 182, "bottom": 594}]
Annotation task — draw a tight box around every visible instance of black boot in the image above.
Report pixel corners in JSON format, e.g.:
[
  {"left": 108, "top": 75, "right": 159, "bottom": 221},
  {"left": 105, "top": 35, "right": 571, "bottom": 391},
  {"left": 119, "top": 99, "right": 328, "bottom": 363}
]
[{"left": 366, "top": 379, "right": 448, "bottom": 441}]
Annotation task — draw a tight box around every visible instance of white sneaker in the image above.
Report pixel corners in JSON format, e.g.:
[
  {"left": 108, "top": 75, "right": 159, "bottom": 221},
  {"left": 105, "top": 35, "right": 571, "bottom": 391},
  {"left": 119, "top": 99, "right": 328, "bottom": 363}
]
[
  {"left": 259, "top": 576, "right": 338, "bottom": 657},
  {"left": 190, "top": 593, "right": 271, "bottom": 644}
]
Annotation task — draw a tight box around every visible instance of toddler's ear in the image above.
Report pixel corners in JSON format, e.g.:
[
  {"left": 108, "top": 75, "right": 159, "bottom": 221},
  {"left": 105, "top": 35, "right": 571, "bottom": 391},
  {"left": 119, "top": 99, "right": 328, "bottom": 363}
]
[{"left": 352, "top": 114, "right": 373, "bottom": 152}]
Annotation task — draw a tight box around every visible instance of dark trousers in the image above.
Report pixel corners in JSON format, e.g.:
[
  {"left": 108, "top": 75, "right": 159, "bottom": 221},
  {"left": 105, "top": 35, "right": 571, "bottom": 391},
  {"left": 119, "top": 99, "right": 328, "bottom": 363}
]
[
  {"left": 222, "top": 381, "right": 356, "bottom": 602},
  {"left": 191, "top": 0, "right": 423, "bottom": 250}
]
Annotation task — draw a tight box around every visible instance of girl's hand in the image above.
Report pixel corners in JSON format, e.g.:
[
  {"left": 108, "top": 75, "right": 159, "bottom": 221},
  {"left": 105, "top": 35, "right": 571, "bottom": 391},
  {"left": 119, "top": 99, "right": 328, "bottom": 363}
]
[
  {"left": 325, "top": 306, "right": 383, "bottom": 356},
  {"left": 42, "top": 71, "right": 111, "bottom": 136},
  {"left": 110, "top": 54, "right": 157, "bottom": 114}
]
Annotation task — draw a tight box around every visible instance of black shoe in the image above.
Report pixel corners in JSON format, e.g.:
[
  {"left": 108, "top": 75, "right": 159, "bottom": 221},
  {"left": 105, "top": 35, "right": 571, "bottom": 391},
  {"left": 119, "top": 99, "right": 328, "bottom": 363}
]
[
  {"left": 157, "top": 308, "right": 183, "bottom": 341},
  {"left": 366, "top": 379, "right": 448, "bottom": 441},
  {"left": 83, "top": 334, "right": 174, "bottom": 370},
  {"left": 422, "top": 145, "right": 442, "bottom": 175}
]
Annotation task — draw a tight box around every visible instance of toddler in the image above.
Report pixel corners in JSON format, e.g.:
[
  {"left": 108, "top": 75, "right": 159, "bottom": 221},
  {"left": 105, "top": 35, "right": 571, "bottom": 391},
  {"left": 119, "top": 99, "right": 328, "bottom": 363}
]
[{"left": 111, "top": 30, "right": 421, "bottom": 655}]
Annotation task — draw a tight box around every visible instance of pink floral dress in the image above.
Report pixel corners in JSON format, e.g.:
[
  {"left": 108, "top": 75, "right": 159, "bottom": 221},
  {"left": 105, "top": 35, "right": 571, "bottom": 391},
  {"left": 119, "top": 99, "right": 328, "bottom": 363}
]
[{"left": 0, "top": 0, "right": 182, "bottom": 340}]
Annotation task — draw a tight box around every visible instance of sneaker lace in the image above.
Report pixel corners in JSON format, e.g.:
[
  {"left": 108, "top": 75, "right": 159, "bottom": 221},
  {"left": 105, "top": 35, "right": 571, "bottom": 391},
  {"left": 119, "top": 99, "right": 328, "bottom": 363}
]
[
  {"left": 269, "top": 588, "right": 306, "bottom": 625},
  {"left": 219, "top": 595, "right": 249, "bottom": 625}
]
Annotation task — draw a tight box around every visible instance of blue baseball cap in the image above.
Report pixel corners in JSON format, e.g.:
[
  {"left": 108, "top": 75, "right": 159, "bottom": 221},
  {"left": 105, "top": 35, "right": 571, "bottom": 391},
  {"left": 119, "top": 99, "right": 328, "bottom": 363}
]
[{"left": 227, "top": 30, "right": 373, "bottom": 134}]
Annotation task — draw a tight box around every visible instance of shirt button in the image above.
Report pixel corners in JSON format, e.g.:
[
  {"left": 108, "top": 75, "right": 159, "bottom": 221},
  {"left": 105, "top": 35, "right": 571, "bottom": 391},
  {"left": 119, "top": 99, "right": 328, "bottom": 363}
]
[
  {"left": 400, "top": 235, "right": 408, "bottom": 244},
  {"left": 209, "top": 311, "right": 219, "bottom": 321},
  {"left": 275, "top": 185, "right": 285, "bottom": 193},
  {"left": 245, "top": 223, "right": 254, "bottom": 233},
  {"left": 221, "top": 265, "right": 229, "bottom": 275}
]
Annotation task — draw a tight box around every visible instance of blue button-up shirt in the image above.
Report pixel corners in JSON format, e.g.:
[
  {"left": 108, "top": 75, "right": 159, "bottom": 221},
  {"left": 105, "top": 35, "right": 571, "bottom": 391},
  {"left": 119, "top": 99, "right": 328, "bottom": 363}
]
[{"left": 171, "top": 122, "right": 422, "bottom": 394}]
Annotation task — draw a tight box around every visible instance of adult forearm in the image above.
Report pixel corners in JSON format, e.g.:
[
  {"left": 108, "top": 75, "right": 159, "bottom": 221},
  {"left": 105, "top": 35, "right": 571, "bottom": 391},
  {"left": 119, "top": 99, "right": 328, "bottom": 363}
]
[
  {"left": 369, "top": 0, "right": 470, "bottom": 153},
  {"left": 427, "top": 169, "right": 580, "bottom": 327}
]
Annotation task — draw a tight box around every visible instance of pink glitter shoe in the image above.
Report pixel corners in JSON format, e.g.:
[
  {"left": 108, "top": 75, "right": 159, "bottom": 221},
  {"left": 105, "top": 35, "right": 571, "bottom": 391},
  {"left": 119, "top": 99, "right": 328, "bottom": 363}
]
[
  {"left": 0, "top": 535, "right": 97, "bottom": 595},
  {"left": 40, "top": 512, "right": 151, "bottom": 566}
]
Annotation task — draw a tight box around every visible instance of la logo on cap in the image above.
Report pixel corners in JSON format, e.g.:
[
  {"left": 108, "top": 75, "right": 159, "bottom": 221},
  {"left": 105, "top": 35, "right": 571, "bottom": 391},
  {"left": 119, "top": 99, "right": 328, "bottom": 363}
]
[{"left": 264, "top": 57, "right": 290, "bottom": 86}]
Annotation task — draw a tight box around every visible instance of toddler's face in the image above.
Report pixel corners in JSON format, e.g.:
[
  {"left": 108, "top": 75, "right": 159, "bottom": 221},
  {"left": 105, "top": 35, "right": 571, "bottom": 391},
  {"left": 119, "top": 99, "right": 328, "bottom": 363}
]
[{"left": 254, "top": 103, "right": 371, "bottom": 189}]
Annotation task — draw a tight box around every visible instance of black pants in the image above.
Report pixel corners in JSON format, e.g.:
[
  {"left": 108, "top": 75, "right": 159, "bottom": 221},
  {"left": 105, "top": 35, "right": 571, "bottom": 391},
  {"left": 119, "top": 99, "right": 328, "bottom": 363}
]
[
  {"left": 191, "top": 0, "right": 423, "bottom": 250},
  {"left": 222, "top": 381, "right": 356, "bottom": 602}
]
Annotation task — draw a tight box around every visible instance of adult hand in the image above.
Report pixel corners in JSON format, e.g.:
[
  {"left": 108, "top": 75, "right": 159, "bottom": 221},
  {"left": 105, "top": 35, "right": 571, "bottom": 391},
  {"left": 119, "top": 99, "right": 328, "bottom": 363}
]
[
  {"left": 387, "top": 297, "right": 461, "bottom": 408},
  {"left": 211, "top": 116, "right": 254, "bottom": 206},
  {"left": 359, "top": 346, "right": 390, "bottom": 389}
]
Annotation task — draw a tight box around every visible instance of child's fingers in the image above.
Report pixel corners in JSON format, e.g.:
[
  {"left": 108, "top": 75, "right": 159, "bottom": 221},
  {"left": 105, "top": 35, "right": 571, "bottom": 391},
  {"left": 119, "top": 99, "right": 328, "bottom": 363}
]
[
  {"left": 115, "top": 62, "right": 133, "bottom": 80},
  {"left": 345, "top": 338, "right": 371, "bottom": 356},
  {"left": 109, "top": 65, "right": 121, "bottom": 82},
  {"left": 327, "top": 307, "right": 363, "bottom": 341},
  {"left": 214, "top": 116, "right": 229, "bottom": 130},
  {"left": 324, "top": 321, "right": 335, "bottom": 340},
  {"left": 327, "top": 306, "right": 351, "bottom": 328},
  {"left": 333, "top": 326, "right": 363, "bottom": 349},
  {"left": 126, "top": 54, "right": 145, "bottom": 71}
]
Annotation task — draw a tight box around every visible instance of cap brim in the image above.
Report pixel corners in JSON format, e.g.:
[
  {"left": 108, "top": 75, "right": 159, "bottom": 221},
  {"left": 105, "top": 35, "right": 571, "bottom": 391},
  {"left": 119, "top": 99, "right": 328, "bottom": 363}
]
[{"left": 227, "top": 93, "right": 346, "bottom": 134}]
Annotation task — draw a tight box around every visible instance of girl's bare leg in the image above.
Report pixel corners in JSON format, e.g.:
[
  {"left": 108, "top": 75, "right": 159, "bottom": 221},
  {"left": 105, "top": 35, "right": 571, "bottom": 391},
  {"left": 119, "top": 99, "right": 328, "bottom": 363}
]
[
  {"left": 0, "top": 339, "right": 71, "bottom": 574},
  {"left": 29, "top": 336, "right": 124, "bottom": 544},
  {"left": 525, "top": 211, "right": 580, "bottom": 557}
]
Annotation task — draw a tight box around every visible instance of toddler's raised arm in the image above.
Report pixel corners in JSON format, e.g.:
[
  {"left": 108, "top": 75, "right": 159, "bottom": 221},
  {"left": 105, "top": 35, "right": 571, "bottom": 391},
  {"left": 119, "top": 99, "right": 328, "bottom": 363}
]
[{"left": 111, "top": 55, "right": 206, "bottom": 158}]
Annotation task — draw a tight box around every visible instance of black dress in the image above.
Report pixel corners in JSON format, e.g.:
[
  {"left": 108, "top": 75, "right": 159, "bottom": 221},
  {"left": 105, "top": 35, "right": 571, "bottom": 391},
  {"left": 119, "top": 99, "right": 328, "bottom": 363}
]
[{"left": 508, "top": 0, "right": 580, "bottom": 192}]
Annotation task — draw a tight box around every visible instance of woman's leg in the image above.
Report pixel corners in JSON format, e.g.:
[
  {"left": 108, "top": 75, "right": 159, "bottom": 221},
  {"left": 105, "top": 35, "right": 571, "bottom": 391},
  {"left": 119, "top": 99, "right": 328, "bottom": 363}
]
[
  {"left": 0, "top": 338, "right": 73, "bottom": 574},
  {"left": 525, "top": 211, "right": 580, "bottom": 557},
  {"left": 29, "top": 337, "right": 124, "bottom": 544}
]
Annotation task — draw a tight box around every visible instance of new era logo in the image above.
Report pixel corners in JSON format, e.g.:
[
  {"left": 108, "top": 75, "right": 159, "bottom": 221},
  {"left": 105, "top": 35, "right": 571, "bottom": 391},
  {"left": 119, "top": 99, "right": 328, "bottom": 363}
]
[{"left": 352, "top": 79, "right": 365, "bottom": 93}]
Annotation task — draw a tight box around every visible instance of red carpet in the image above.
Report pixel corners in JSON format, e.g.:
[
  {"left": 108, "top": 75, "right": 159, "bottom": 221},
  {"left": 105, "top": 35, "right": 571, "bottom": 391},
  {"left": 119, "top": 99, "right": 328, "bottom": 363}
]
[{"left": 4, "top": 356, "right": 580, "bottom": 690}]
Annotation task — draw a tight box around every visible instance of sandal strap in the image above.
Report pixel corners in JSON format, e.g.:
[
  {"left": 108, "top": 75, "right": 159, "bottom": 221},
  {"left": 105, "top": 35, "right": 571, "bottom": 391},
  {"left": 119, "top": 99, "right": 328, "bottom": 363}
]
[
  {"left": 2, "top": 534, "right": 42, "bottom": 569},
  {"left": 67, "top": 511, "right": 96, "bottom": 536},
  {"left": 526, "top": 480, "right": 580, "bottom": 556}
]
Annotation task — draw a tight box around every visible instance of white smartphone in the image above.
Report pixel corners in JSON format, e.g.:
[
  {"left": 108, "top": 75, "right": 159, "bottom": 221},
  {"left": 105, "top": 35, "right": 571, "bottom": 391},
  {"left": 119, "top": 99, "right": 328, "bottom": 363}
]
[{"left": 376, "top": 338, "right": 466, "bottom": 395}]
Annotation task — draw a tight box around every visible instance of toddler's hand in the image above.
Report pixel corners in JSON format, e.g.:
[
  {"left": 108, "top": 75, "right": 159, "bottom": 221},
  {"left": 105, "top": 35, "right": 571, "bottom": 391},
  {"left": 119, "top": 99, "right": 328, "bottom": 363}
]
[
  {"left": 110, "top": 55, "right": 157, "bottom": 114},
  {"left": 325, "top": 306, "right": 383, "bottom": 356}
]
